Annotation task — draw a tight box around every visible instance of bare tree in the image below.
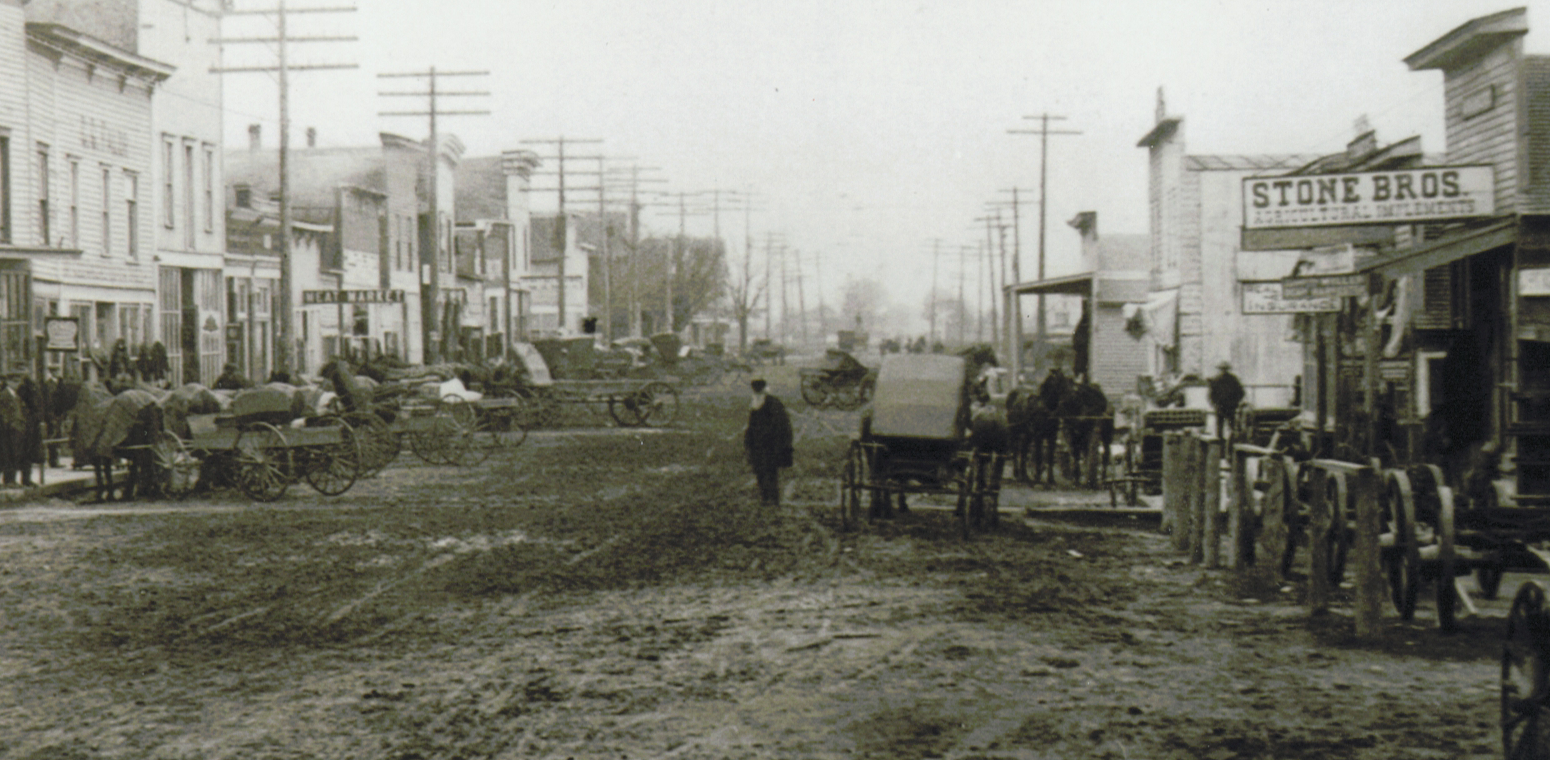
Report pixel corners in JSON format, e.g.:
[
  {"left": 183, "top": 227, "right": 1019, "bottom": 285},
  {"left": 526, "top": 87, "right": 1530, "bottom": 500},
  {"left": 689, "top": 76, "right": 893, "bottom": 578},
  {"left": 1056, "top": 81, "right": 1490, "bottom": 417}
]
[{"left": 726, "top": 255, "right": 765, "bottom": 353}]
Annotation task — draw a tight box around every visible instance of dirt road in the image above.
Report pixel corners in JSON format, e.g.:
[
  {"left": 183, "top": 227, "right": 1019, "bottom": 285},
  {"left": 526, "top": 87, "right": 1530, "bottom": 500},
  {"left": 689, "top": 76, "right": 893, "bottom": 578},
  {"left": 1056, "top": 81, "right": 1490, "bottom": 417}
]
[{"left": 0, "top": 390, "right": 1507, "bottom": 759}]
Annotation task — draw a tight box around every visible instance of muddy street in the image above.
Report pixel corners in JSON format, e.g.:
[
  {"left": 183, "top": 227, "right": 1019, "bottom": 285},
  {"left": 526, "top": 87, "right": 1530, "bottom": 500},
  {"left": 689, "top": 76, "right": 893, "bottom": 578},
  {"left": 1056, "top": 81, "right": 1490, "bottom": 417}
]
[{"left": 0, "top": 390, "right": 1506, "bottom": 759}]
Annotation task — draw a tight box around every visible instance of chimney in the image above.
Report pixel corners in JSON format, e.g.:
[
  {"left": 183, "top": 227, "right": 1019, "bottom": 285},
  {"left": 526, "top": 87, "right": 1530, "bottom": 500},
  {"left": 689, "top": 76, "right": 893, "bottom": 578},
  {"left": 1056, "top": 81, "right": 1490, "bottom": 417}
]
[
  {"left": 234, "top": 183, "right": 252, "bottom": 209},
  {"left": 248, "top": 124, "right": 261, "bottom": 151},
  {"left": 306, "top": 127, "right": 317, "bottom": 148}
]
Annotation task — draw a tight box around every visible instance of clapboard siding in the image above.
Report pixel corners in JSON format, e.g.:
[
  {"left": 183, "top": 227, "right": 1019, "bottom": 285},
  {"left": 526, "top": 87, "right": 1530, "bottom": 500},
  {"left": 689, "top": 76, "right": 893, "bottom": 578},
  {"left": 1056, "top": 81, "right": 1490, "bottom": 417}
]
[
  {"left": 0, "top": 8, "right": 21, "bottom": 249},
  {"left": 1522, "top": 57, "right": 1550, "bottom": 214},
  {"left": 24, "top": 32, "right": 155, "bottom": 295},
  {"left": 1444, "top": 41, "right": 1521, "bottom": 211},
  {"left": 1090, "top": 304, "right": 1147, "bottom": 397}
]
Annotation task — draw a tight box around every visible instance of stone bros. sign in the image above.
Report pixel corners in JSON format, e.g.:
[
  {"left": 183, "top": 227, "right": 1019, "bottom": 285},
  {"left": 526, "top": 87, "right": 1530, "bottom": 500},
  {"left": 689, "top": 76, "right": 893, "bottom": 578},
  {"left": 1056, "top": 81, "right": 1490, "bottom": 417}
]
[{"left": 1243, "top": 166, "right": 1495, "bottom": 230}]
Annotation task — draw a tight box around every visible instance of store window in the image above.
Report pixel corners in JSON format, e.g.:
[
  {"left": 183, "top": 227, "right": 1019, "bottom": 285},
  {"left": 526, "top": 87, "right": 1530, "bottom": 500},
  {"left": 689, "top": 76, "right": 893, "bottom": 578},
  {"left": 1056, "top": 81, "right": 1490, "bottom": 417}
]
[
  {"left": 100, "top": 166, "right": 111, "bottom": 256},
  {"left": 124, "top": 171, "right": 138, "bottom": 259},
  {"left": 67, "top": 158, "right": 78, "bottom": 248},
  {"left": 35, "top": 145, "right": 47, "bottom": 246},
  {"left": 161, "top": 137, "right": 174, "bottom": 228}
]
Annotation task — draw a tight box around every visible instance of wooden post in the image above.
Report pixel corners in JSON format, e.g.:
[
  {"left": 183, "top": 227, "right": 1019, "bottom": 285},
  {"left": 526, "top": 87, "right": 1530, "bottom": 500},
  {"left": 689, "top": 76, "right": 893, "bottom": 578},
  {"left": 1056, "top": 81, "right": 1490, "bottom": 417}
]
[
  {"left": 1257, "top": 456, "right": 1288, "bottom": 582},
  {"left": 1164, "top": 432, "right": 1188, "bottom": 551},
  {"left": 1229, "top": 446, "right": 1250, "bottom": 570},
  {"left": 1307, "top": 466, "right": 1330, "bottom": 616},
  {"left": 1352, "top": 466, "right": 1383, "bottom": 639},
  {"left": 1187, "top": 434, "right": 1205, "bottom": 564},
  {"left": 1182, "top": 434, "right": 1199, "bottom": 560},
  {"left": 1203, "top": 437, "right": 1223, "bottom": 569}
]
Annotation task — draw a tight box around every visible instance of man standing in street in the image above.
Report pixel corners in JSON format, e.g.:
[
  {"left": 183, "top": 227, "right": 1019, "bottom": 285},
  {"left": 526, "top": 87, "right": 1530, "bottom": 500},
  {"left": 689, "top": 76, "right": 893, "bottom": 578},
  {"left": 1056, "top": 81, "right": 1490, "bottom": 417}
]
[
  {"left": 1209, "top": 361, "right": 1245, "bottom": 441},
  {"left": 744, "top": 378, "right": 793, "bottom": 506}
]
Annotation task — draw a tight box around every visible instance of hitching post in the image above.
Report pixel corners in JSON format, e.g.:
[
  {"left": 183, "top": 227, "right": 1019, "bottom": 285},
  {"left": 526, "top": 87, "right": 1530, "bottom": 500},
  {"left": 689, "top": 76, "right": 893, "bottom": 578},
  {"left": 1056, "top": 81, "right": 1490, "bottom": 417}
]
[
  {"left": 1203, "top": 437, "right": 1222, "bottom": 569},
  {"left": 1307, "top": 466, "right": 1331, "bottom": 616},
  {"left": 1352, "top": 466, "right": 1384, "bottom": 639}
]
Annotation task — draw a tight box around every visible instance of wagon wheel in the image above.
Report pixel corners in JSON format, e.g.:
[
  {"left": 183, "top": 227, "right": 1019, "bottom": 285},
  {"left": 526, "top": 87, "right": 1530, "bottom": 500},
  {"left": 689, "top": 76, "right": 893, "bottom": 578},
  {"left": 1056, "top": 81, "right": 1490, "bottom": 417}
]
[
  {"left": 447, "top": 415, "right": 493, "bottom": 468},
  {"left": 408, "top": 403, "right": 461, "bottom": 465},
  {"left": 1435, "top": 484, "right": 1458, "bottom": 633},
  {"left": 440, "top": 395, "right": 477, "bottom": 431},
  {"left": 1323, "top": 471, "right": 1351, "bottom": 587},
  {"left": 1383, "top": 469, "right": 1421, "bottom": 621},
  {"left": 633, "top": 382, "right": 679, "bottom": 427},
  {"left": 486, "top": 403, "right": 529, "bottom": 453},
  {"left": 342, "top": 411, "right": 397, "bottom": 476},
  {"left": 1503, "top": 581, "right": 1550, "bottom": 759},
  {"left": 234, "top": 422, "right": 291, "bottom": 502},
  {"left": 150, "top": 431, "right": 199, "bottom": 500},
  {"left": 840, "top": 440, "right": 865, "bottom": 531},
  {"left": 518, "top": 388, "right": 560, "bottom": 430},
  {"left": 607, "top": 392, "right": 640, "bottom": 427},
  {"left": 800, "top": 374, "right": 828, "bottom": 407},
  {"left": 435, "top": 396, "right": 493, "bottom": 467},
  {"left": 304, "top": 418, "right": 361, "bottom": 496}
]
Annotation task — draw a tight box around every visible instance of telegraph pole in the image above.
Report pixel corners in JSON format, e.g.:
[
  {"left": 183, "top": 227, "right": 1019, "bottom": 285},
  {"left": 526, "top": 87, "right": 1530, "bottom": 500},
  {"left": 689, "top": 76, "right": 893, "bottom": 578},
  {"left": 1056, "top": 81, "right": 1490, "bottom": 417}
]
[
  {"left": 213, "top": 1, "right": 356, "bottom": 375},
  {"left": 521, "top": 137, "right": 603, "bottom": 337},
  {"left": 1009, "top": 114, "right": 1080, "bottom": 340},
  {"left": 997, "top": 187, "right": 1027, "bottom": 377},
  {"left": 590, "top": 156, "right": 637, "bottom": 344},
  {"left": 958, "top": 244, "right": 967, "bottom": 346},
  {"left": 604, "top": 165, "right": 664, "bottom": 338},
  {"left": 930, "top": 238, "right": 942, "bottom": 343},
  {"left": 379, "top": 67, "right": 490, "bottom": 363}
]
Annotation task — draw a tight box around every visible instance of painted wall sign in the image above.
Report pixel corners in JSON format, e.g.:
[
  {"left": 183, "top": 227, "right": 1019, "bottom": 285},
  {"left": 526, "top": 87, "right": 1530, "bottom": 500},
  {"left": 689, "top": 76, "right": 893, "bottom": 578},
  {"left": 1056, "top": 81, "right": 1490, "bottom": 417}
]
[
  {"left": 1519, "top": 267, "right": 1550, "bottom": 297},
  {"left": 1241, "top": 281, "right": 1340, "bottom": 314},
  {"left": 1281, "top": 273, "right": 1367, "bottom": 300},
  {"left": 301, "top": 289, "right": 406, "bottom": 305},
  {"left": 1243, "top": 165, "right": 1495, "bottom": 229}
]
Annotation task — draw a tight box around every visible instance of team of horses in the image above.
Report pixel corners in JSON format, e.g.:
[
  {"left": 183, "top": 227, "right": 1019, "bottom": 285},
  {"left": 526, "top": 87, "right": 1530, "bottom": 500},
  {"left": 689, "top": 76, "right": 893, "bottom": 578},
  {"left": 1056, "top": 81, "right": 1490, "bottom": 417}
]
[{"left": 994, "top": 367, "right": 1115, "bottom": 489}]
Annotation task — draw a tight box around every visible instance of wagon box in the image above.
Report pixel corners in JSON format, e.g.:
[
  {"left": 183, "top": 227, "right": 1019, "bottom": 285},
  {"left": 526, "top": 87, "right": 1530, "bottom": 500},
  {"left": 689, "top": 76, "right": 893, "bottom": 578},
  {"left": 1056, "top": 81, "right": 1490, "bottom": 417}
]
[{"left": 870, "top": 354, "right": 966, "bottom": 440}]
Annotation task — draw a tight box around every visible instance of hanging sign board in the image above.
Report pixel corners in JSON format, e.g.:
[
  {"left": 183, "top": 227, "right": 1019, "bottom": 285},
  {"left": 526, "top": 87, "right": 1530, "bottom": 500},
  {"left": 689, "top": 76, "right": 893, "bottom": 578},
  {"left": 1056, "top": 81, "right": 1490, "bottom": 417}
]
[
  {"left": 43, "top": 317, "right": 78, "bottom": 352},
  {"left": 1281, "top": 273, "right": 1367, "bottom": 300},
  {"left": 1520, "top": 267, "right": 1550, "bottom": 296},
  {"left": 301, "top": 289, "right": 405, "bottom": 305},
  {"left": 1243, "top": 165, "right": 1495, "bottom": 229},
  {"left": 1241, "top": 281, "right": 1340, "bottom": 314}
]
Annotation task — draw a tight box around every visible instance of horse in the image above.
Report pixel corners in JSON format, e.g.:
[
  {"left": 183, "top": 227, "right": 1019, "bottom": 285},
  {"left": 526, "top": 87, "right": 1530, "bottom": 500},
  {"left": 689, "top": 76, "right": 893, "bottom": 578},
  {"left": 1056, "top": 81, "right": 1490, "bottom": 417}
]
[
  {"left": 1005, "top": 370, "right": 1072, "bottom": 486},
  {"left": 72, "top": 386, "right": 164, "bottom": 502},
  {"left": 1006, "top": 386, "right": 1059, "bottom": 484},
  {"left": 1056, "top": 379, "right": 1113, "bottom": 489}
]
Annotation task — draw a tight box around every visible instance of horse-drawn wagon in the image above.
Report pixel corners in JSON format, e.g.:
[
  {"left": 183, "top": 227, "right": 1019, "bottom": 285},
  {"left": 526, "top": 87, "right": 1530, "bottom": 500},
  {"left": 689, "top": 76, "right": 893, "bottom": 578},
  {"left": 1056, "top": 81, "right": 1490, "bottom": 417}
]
[
  {"left": 839, "top": 354, "right": 1004, "bottom": 537},
  {"left": 799, "top": 348, "right": 876, "bottom": 410},
  {"left": 149, "top": 383, "right": 364, "bottom": 502},
  {"left": 497, "top": 341, "right": 680, "bottom": 430}
]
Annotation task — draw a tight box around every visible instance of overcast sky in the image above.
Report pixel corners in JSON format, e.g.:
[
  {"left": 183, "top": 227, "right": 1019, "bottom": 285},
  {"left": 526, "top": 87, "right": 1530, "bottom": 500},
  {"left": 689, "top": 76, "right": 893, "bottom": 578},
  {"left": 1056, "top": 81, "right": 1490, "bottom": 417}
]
[{"left": 221, "top": 0, "right": 1531, "bottom": 335}]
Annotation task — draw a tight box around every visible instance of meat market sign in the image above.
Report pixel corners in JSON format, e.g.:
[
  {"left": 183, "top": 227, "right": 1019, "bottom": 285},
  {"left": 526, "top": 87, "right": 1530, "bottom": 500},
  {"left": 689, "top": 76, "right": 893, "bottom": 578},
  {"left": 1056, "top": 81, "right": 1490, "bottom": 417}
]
[
  {"left": 302, "top": 289, "right": 405, "bottom": 305},
  {"left": 1243, "top": 165, "right": 1494, "bottom": 229}
]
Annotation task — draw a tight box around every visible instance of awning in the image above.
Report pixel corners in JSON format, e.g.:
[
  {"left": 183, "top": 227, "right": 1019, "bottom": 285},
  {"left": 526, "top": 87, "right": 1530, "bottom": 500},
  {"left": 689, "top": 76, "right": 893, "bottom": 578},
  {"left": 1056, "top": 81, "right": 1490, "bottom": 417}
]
[
  {"left": 1007, "top": 272, "right": 1093, "bottom": 297},
  {"left": 1358, "top": 217, "right": 1516, "bottom": 278},
  {"left": 1122, "top": 289, "right": 1178, "bottom": 349}
]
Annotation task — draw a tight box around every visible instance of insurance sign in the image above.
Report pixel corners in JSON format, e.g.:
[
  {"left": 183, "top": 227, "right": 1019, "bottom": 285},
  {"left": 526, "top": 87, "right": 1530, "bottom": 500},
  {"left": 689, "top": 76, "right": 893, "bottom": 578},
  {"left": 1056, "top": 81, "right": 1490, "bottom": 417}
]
[
  {"left": 1241, "top": 281, "right": 1340, "bottom": 314},
  {"left": 1243, "top": 165, "right": 1494, "bottom": 229}
]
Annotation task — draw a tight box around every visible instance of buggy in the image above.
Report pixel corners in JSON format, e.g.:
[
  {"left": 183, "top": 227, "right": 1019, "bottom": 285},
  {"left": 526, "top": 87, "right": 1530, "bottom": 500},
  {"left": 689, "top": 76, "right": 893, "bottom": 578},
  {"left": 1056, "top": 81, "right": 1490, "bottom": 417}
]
[
  {"left": 799, "top": 348, "right": 876, "bottom": 410},
  {"left": 838, "top": 354, "right": 1004, "bottom": 537}
]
